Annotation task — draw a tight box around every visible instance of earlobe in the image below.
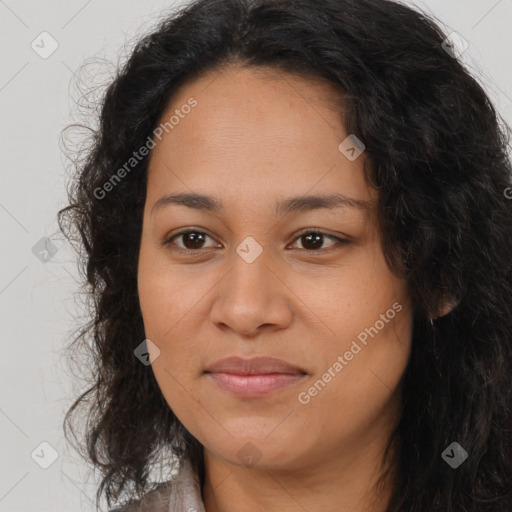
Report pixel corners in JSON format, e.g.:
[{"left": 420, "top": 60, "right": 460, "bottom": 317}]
[{"left": 433, "top": 295, "right": 459, "bottom": 320}]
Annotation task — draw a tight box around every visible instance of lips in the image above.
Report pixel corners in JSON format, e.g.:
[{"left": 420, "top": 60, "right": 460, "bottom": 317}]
[
  {"left": 204, "top": 356, "right": 307, "bottom": 376},
  {"left": 204, "top": 356, "right": 307, "bottom": 398}
]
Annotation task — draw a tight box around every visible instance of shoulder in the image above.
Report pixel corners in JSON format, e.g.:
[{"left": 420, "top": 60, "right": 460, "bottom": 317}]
[
  {"left": 109, "top": 481, "right": 174, "bottom": 512},
  {"left": 108, "top": 458, "right": 204, "bottom": 512}
]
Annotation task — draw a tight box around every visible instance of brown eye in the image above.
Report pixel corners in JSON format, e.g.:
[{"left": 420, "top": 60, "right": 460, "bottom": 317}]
[
  {"left": 162, "top": 228, "right": 349, "bottom": 254},
  {"left": 163, "top": 230, "right": 218, "bottom": 251},
  {"left": 289, "top": 231, "right": 350, "bottom": 252}
]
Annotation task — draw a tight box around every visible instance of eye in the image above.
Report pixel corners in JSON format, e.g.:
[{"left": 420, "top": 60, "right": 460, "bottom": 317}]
[
  {"left": 162, "top": 229, "right": 219, "bottom": 252},
  {"left": 288, "top": 230, "right": 350, "bottom": 252},
  {"left": 162, "top": 228, "right": 350, "bottom": 253}
]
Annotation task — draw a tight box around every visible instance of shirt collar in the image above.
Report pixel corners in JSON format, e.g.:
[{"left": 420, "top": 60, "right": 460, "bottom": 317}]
[{"left": 168, "top": 457, "right": 206, "bottom": 512}]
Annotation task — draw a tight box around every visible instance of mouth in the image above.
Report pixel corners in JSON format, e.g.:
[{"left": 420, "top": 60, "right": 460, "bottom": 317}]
[
  {"left": 204, "top": 356, "right": 308, "bottom": 398},
  {"left": 206, "top": 372, "right": 307, "bottom": 398}
]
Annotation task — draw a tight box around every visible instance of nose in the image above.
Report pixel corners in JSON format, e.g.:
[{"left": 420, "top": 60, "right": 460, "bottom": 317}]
[{"left": 209, "top": 246, "right": 294, "bottom": 338}]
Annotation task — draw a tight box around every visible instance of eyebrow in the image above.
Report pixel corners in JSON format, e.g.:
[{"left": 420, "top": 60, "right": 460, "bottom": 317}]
[{"left": 151, "top": 192, "right": 372, "bottom": 217}]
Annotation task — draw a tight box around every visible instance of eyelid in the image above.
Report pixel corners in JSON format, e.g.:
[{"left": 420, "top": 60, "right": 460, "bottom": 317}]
[
  {"left": 162, "top": 227, "right": 351, "bottom": 252},
  {"left": 288, "top": 228, "right": 350, "bottom": 251},
  {"left": 161, "top": 226, "right": 219, "bottom": 250}
]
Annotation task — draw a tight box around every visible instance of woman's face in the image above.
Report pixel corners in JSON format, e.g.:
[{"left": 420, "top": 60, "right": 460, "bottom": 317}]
[{"left": 137, "top": 64, "right": 413, "bottom": 471}]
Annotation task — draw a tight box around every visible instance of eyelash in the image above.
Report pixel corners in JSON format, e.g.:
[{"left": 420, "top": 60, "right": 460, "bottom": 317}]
[{"left": 161, "top": 227, "right": 350, "bottom": 254}]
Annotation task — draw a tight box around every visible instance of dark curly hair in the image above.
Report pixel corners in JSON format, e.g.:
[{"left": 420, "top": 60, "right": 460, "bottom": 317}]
[{"left": 57, "top": 0, "right": 512, "bottom": 510}]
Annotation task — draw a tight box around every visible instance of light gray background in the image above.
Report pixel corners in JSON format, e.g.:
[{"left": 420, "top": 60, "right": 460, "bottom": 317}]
[{"left": 1, "top": 1, "right": 511, "bottom": 511}]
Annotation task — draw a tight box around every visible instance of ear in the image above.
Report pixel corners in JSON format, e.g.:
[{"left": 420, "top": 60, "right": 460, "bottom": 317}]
[{"left": 432, "top": 295, "right": 459, "bottom": 320}]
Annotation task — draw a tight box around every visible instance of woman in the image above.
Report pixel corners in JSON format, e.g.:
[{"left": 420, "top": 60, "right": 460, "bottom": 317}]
[{"left": 58, "top": 0, "right": 512, "bottom": 511}]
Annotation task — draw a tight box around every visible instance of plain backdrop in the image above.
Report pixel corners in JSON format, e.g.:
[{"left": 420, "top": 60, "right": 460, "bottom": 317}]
[{"left": 1, "top": 0, "right": 511, "bottom": 511}]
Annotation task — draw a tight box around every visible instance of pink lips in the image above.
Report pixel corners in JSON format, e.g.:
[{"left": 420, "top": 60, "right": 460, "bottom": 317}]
[{"left": 205, "top": 356, "right": 307, "bottom": 398}]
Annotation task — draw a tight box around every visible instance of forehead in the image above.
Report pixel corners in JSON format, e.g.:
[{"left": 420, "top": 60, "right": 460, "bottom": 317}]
[{"left": 146, "top": 64, "right": 374, "bottom": 208}]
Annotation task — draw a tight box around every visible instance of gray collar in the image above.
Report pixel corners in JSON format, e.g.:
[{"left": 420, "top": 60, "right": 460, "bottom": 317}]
[{"left": 110, "top": 458, "right": 205, "bottom": 512}]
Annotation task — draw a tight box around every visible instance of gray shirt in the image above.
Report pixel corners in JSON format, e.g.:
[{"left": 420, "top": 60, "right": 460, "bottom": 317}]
[{"left": 110, "top": 458, "right": 205, "bottom": 512}]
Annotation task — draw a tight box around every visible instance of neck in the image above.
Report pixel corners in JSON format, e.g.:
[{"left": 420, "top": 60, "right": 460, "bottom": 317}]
[{"left": 201, "top": 418, "right": 399, "bottom": 512}]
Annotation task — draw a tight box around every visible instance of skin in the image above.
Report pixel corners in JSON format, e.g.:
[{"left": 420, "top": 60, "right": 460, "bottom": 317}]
[{"left": 137, "top": 63, "right": 415, "bottom": 512}]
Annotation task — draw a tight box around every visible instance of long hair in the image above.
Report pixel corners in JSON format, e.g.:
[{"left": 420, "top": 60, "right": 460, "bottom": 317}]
[{"left": 57, "top": 0, "right": 512, "bottom": 510}]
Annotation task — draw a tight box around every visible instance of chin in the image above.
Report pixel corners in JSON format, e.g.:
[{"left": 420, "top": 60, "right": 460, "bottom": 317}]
[{"left": 203, "top": 430, "right": 308, "bottom": 470}]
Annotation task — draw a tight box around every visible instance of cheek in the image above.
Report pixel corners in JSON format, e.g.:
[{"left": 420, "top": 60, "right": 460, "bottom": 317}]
[
  {"left": 138, "top": 274, "right": 204, "bottom": 378},
  {"left": 138, "top": 247, "right": 200, "bottom": 340},
  {"left": 137, "top": 245, "right": 208, "bottom": 375},
  {"left": 294, "top": 245, "right": 412, "bottom": 417},
  {"left": 297, "top": 251, "right": 406, "bottom": 342},
  {"left": 138, "top": 265, "right": 206, "bottom": 428},
  {"left": 296, "top": 311, "right": 412, "bottom": 450}
]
